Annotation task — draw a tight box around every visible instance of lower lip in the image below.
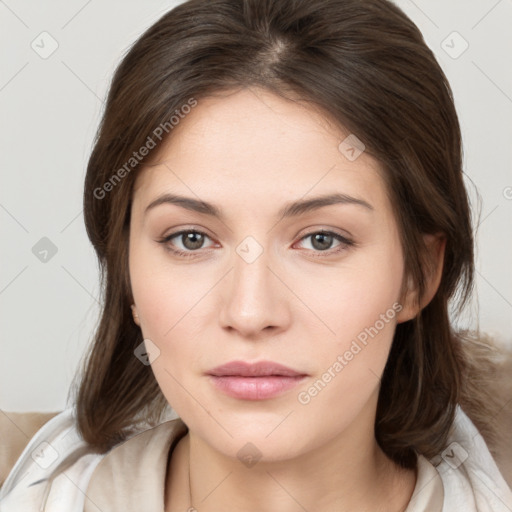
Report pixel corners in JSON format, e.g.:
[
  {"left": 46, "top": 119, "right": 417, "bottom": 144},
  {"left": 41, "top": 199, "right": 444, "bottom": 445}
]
[{"left": 208, "top": 375, "right": 306, "bottom": 400}]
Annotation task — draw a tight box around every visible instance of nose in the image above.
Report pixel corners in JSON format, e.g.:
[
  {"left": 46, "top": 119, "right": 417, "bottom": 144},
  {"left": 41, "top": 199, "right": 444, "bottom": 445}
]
[{"left": 218, "top": 243, "right": 291, "bottom": 339}]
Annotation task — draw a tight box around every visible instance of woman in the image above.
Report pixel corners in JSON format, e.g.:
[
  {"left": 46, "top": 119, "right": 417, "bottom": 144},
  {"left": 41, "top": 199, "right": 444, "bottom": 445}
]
[{"left": 1, "top": 0, "right": 511, "bottom": 510}]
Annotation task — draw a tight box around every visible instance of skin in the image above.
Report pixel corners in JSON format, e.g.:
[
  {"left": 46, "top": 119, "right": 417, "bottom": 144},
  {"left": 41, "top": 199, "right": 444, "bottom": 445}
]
[{"left": 128, "top": 87, "right": 445, "bottom": 511}]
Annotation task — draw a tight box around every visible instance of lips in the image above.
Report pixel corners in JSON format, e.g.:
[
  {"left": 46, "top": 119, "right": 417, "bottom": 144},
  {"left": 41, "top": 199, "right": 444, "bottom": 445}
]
[
  {"left": 206, "top": 360, "right": 307, "bottom": 400},
  {"left": 207, "top": 360, "right": 305, "bottom": 378}
]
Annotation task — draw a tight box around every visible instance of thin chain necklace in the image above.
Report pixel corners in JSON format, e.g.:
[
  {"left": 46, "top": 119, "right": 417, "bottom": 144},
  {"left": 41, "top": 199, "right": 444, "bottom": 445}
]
[{"left": 187, "top": 449, "right": 194, "bottom": 511}]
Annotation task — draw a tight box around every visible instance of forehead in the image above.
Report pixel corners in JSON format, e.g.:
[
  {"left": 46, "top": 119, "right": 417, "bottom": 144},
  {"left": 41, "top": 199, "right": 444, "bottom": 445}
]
[{"left": 132, "top": 87, "right": 387, "bottom": 214}]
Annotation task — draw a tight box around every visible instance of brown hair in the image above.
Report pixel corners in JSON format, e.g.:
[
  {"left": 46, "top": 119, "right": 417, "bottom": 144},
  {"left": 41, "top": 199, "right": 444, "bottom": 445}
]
[{"left": 76, "top": 0, "right": 476, "bottom": 468}]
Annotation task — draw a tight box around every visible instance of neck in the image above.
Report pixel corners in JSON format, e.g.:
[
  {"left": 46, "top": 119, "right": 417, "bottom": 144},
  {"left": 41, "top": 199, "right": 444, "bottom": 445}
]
[{"left": 166, "top": 404, "right": 416, "bottom": 512}]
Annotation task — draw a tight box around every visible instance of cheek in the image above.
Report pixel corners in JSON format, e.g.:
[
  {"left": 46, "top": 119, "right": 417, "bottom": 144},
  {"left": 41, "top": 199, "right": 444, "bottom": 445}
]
[
  {"left": 291, "top": 242, "right": 404, "bottom": 417},
  {"left": 128, "top": 238, "right": 217, "bottom": 413},
  {"left": 129, "top": 232, "right": 216, "bottom": 339},
  {"left": 302, "top": 242, "right": 404, "bottom": 348}
]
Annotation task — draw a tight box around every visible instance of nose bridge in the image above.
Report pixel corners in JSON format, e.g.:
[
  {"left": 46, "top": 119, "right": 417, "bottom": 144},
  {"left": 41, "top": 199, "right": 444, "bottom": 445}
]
[{"left": 219, "top": 235, "right": 288, "bottom": 335}]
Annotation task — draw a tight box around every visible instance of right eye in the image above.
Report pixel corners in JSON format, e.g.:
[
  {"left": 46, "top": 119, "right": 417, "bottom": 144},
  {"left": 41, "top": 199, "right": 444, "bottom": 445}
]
[{"left": 157, "top": 229, "right": 217, "bottom": 258}]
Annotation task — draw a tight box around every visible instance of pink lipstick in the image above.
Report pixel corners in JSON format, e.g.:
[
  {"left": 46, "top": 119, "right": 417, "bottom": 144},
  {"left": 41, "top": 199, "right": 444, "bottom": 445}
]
[{"left": 206, "top": 360, "right": 307, "bottom": 400}]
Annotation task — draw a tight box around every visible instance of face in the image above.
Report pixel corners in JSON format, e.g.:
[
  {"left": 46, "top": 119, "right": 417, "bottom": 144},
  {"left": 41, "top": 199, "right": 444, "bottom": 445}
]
[{"left": 128, "top": 87, "right": 407, "bottom": 462}]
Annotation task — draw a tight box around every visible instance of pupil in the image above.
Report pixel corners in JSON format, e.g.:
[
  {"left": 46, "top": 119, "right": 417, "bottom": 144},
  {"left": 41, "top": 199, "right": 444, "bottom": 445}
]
[{"left": 313, "top": 233, "right": 332, "bottom": 251}]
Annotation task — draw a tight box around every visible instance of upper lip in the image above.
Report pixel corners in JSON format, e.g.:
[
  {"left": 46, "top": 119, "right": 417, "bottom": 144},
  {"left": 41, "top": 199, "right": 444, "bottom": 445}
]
[{"left": 207, "top": 360, "right": 306, "bottom": 377}]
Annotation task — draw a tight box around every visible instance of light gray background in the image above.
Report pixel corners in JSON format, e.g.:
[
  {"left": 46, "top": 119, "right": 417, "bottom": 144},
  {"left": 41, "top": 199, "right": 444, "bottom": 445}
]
[{"left": 1, "top": 0, "right": 511, "bottom": 412}]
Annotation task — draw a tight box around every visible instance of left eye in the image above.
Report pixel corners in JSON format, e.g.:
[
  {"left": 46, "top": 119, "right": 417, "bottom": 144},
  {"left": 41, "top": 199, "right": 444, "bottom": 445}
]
[{"left": 295, "top": 231, "right": 352, "bottom": 252}]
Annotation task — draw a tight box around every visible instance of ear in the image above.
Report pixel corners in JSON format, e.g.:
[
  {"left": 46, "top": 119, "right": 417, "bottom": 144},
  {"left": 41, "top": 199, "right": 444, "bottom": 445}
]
[{"left": 396, "top": 233, "right": 446, "bottom": 324}]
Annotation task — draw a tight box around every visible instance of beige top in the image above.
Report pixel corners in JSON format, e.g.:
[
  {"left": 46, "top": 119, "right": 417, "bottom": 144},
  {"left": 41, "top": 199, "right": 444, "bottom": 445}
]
[{"left": 83, "top": 418, "right": 444, "bottom": 512}]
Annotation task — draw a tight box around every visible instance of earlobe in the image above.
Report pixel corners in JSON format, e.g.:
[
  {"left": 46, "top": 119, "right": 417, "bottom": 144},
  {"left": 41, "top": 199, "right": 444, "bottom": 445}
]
[
  {"left": 396, "top": 233, "right": 446, "bottom": 324},
  {"left": 395, "top": 275, "right": 418, "bottom": 324},
  {"left": 131, "top": 304, "right": 141, "bottom": 326}
]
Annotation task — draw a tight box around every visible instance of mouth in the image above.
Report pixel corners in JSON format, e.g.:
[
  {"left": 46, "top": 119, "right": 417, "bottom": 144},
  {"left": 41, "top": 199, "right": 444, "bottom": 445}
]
[{"left": 206, "top": 360, "right": 308, "bottom": 400}]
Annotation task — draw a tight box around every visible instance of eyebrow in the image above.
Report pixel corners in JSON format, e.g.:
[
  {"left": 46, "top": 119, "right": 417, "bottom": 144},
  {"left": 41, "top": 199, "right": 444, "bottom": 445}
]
[{"left": 144, "top": 192, "right": 374, "bottom": 220}]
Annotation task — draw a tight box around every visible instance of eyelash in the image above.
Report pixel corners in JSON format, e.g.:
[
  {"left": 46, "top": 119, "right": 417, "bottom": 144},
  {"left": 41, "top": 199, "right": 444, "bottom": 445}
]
[{"left": 157, "top": 229, "right": 355, "bottom": 259}]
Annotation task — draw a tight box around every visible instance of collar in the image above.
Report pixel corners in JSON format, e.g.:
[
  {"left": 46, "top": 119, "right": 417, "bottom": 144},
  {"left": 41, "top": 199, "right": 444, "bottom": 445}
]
[
  {"left": 404, "top": 454, "right": 444, "bottom": 511},
  {"left": 84, "top": 418, "right": 188, "bottom": 512}
]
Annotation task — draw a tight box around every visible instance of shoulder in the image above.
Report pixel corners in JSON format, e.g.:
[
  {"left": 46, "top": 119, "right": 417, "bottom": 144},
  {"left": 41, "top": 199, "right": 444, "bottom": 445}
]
[
  {"left": 0, "top": 409, "right": 104, "bottom": 511},
  {"left": 0, "top": 408, "right": 188, "bottom": 512},
  {"left": 0, "top": 407, "right": 188, "bottom": 512},
  {"left": 428, "top": 405, "right": 512, "bottom": 510},
  {"left": 0, "top": 410, "right": 60, "bottom": 488},
  {"left": 458, "top": 331, "right": 512, "bottom": 486}
]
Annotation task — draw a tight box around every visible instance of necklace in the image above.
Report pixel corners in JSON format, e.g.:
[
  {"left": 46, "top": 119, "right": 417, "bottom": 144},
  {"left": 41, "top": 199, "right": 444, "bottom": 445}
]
[{"left": 187, "top": 450, "right": 195, "bottom": 512}]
